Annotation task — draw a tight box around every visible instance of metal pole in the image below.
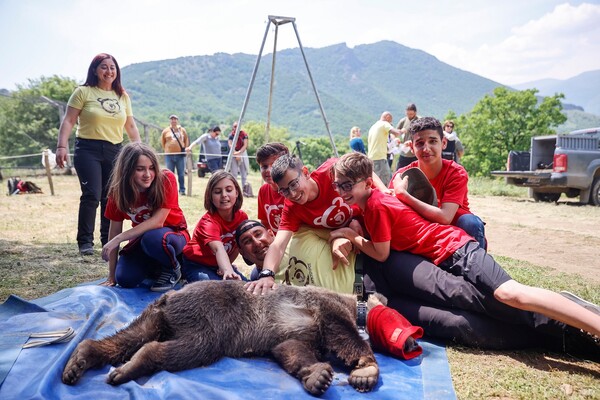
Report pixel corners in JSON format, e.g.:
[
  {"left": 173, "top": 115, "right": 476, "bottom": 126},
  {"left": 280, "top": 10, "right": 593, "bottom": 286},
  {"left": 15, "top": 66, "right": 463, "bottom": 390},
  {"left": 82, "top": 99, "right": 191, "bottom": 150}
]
[
  {"left": 265, "top": 24, "right": 279, "bottom": 143},
  {"left": 225, "top": 20, "right": 272, "bottom": 172},
  {"left": 291, "top": 21, "right": 338, "bottom": 157}
]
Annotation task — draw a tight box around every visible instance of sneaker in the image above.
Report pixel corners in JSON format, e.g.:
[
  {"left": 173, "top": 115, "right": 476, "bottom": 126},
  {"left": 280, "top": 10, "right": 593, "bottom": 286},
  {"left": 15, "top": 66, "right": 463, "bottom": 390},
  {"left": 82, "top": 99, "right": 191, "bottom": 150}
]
[
  {"left": 560, "top": 291, "right": 600, "bottom": 316},
  {"left": 79, "top": 244, "right": 94, "bottom": 256},
  {"left": 563, "top": 326, "right": 600, "bottom": 362},
  {"left": 150, "top": 264, "right": 182, "bottom": 292}
]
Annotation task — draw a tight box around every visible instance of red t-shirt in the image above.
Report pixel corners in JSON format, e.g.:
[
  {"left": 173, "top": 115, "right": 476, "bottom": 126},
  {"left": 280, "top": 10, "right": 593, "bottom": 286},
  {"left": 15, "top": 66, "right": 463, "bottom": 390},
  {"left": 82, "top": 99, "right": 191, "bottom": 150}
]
[
  {"left": 365, "top": 190, "right": 473, "bottom": 265},
  {"left": 105, "top": 169, "right": 188, "bottom": 231},
  {"left": 279, "top": 158, "right": 359, "bottom": 232},
  {"left": 392, "top": 159, "right": 471, "bottom": 224},
  {"left": 228, "top": 130, "right": 248, "bottom": 151},
  {"left": 258, "top": 183, "right": 285, "bottom": 232},
  {"left": 182, "top": 210, "right": 248, "bottom": 267}
]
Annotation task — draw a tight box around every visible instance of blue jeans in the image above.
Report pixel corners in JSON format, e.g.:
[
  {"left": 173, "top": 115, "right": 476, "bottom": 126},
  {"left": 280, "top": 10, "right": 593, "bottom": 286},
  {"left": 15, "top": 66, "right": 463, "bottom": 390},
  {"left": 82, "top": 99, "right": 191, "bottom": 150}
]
[
  {"left": 73, "top": 138, "right": 122, "bottom": 248},
  {"left": 165, "top": 154, "right": 186, "bottom": 193},
  {"left": 115, "top": 227, "right": 188, "bottom": 288},
  {"left": 181, "top": 256, "right": 248, "bottom": 282},
  {"left": 207, "top": 158, "right": 222, "bottom": 172},
  {"left": 456, "top": 214, "right": 487, "bottom": 250}
]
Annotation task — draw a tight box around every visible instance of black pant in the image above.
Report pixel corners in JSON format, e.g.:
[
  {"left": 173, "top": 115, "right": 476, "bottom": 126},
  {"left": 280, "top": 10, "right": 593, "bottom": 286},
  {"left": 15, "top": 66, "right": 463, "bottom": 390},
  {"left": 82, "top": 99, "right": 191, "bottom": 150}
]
[
  {"left": 363, "top": 250, "right": 565, "bottom": 349},
  {"left": 73, "top": 138, "right": 122, "bottom": 248}
]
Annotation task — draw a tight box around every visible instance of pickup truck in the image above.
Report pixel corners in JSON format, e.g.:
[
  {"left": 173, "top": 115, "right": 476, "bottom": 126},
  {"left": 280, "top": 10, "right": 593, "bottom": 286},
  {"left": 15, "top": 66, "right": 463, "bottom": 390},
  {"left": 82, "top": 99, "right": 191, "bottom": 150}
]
[{"left": 491, "top": 127, "right": 600, "bottom": 205}]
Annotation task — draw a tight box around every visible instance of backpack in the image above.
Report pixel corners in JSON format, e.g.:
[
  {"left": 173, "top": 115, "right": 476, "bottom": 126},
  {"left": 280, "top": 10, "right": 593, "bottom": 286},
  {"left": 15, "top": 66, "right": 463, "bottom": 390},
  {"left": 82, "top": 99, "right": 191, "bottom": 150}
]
[{"left": 7, "top": 177, "right": 21, "bottom": 195}]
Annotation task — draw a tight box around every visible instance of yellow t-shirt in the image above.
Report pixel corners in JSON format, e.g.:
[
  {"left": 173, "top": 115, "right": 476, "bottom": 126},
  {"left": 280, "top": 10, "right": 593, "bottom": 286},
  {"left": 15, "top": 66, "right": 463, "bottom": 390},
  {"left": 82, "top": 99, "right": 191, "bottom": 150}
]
[
  {"left": 67, "top": 86, "right": 133, "bottom": 144},
  {"left": 367, "top": 120, "right": 393, "bottom": 161}
]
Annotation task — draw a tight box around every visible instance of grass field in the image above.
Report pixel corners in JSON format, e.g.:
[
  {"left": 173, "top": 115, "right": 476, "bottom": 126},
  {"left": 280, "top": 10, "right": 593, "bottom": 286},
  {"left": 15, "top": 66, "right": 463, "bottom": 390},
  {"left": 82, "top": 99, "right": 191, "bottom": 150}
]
[{"left": 1, "top": 171, "right": 599, "bottom": 399}]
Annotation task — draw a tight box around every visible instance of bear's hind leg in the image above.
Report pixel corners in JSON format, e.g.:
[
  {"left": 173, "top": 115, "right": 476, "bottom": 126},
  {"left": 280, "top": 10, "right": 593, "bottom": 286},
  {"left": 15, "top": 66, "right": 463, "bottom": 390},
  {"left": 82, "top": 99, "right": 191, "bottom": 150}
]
[{"left": 272, "top": 339, "right": 333, "bottom": 396}]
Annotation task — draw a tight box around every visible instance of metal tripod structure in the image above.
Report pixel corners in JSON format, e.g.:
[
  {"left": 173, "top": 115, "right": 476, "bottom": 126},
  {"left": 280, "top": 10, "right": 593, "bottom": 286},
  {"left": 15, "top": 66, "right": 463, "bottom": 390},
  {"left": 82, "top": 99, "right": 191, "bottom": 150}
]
[{"left": 225, "top": 15, "right": 338, "bottom": 172}]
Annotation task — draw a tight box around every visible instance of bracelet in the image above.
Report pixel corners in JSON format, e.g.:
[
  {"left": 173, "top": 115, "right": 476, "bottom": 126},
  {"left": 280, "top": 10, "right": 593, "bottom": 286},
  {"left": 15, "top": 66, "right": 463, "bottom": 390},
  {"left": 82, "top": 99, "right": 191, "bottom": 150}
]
[{"left": 57, "top": 146, "right": 66, "bottom": 149}]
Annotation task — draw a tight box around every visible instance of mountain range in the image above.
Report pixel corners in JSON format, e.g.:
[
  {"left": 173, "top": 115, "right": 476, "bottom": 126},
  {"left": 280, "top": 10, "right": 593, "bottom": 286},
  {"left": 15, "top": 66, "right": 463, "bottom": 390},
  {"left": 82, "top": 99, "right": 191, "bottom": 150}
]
[{"left": 121, "top": 40, "right": 600, "bottom": 136}]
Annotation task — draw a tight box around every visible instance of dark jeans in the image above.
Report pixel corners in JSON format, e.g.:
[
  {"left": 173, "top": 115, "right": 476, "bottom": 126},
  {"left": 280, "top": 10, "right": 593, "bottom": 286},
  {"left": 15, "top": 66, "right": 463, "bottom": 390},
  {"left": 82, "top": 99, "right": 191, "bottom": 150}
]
[
  {"left": 363, "top": 250, "right": 565, "bottom": 349},
  {"left": 181, "top": 256, "right": 248, "bottom": 282},
  {"left": 73, "top": 138, "right": 121, "bottom": 248},
  {"left": 115, "top": 227, "right": 188, "bottom": 288},
  {"left": 207, "top": 158, "right": 222, "bottom": 172},
  {"left": 165, "top": 154, "right": 186, "bottom": 193}
]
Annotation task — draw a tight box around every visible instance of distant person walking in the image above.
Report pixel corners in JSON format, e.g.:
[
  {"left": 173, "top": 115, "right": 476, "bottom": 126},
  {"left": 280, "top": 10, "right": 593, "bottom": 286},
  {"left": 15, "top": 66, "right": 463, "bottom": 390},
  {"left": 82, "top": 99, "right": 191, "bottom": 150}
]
[
  {"left": 56, "top": 53, "right": 140, "bottom": 256},
  {"left": 349, "top": 126, "right": 366, "bottom": 154},
  {"left": 161, "top": 114, "right": 189, "bottom": 195},
  {"left": 396, "top": 103, "right": 420, "bottom": 169},
  {"left": 367, "top": 111, "right": 402, "bottom": 185},
  {"left": 187, "top": 126, "right": 224, "bottom": 173}
]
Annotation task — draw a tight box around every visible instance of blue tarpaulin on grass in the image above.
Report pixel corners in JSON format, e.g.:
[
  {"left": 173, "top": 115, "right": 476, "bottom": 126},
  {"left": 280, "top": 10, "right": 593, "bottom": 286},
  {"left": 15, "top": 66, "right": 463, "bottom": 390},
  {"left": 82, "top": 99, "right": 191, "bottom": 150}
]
[{"left": 0, "top": 282, "right": 456, "bottom": 399}]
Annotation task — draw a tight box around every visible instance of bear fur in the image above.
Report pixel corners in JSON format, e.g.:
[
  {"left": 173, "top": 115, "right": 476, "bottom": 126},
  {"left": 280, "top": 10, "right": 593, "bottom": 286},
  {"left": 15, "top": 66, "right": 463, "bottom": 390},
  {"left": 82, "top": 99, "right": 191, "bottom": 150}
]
[{"left": 62, "top": 280, "right": 383, "bottom": 395}]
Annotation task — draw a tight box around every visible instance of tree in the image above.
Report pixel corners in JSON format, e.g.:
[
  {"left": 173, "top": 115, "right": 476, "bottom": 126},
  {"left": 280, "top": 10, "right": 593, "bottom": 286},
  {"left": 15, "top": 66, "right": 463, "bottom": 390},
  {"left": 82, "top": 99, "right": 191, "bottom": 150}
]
[
  {"left": 0, "top": 75, "right": 78, "bottom": 166},
  {"left": 459, "top": 87, "right": 566, "bottom": 176}
]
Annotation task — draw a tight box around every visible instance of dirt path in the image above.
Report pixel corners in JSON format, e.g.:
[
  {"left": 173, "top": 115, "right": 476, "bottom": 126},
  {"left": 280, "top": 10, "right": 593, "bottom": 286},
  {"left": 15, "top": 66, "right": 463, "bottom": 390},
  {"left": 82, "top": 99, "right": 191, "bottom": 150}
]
[{"left": 469, "top": 195, "right": 600, "bottom": 283}]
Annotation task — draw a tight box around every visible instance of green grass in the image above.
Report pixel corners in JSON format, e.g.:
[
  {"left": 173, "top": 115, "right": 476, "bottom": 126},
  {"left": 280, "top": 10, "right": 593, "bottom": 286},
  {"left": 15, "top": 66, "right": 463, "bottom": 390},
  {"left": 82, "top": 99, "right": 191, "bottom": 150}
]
[
  {"left": 1, "top": 171, "right": 599, "bottom": 399},
  {"left": 468, "top": 176, "right": 529, "bottom": 197}
]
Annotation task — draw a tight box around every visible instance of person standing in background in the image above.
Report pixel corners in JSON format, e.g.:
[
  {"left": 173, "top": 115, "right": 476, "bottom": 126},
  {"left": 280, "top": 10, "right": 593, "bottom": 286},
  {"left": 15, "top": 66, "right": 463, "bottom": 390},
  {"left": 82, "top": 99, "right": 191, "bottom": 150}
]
[
  {"left": 367, "top": 111, "right": 402, "bottom": 185},
  {"left": 187, "top": 126, "right": 223, "bottom": 173},
  {"left": 56, "top": 53, "right": 140, "bottom": 256},
  {"left": 228, "top": 121, "right": 251, "bottom": 196},
  {"left": 396, "top": 103, "right": 420, "bottom": 169},
  {"left": 442, "top": 120, "right": 464, "bottom": 163},
  {"left": 161, "top": 115, "right": 189, "bottom": 195},
  {"left": 349, "top": 126, "right": 366, "bottom": 154}
]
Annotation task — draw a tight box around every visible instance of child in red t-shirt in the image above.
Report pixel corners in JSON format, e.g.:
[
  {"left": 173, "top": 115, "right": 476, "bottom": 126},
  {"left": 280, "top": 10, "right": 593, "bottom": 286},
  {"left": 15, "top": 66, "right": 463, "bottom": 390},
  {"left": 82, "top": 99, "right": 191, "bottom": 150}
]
[
  {"left": 390, "top": 117, "right": 486, "bottom": 249},
  {"left": 256, "top": 143, "right": 289, "bottom": 233},
  {"left": 103, "top": 142, "right": 190, "bottom": 292},
  {"left": 182, "top": 171, "right": 248, "bottom": 281},
  {"left": 330, "top": 152, "right": 600, "bottom": 341}
]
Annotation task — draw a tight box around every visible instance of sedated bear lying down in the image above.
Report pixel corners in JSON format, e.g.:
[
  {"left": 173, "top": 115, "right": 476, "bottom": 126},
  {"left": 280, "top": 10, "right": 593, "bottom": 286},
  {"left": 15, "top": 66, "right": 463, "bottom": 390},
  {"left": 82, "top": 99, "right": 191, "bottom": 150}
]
[{"left": 63, "top": 281, "right": 387, "bottom": 395}]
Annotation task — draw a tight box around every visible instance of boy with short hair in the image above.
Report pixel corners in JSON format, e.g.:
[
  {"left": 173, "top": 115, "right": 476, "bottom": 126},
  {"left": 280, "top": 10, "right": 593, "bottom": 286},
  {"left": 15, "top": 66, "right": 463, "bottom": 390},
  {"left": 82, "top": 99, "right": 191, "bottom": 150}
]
[
  {"left": 330, "top": 152, "right": 600, "bottom": 345},
  {"left": 390, "top": 117, "right": 486, "bottom": 248},
  {"left": 255, "top": 142, "right": 289, "bottom": 233}
]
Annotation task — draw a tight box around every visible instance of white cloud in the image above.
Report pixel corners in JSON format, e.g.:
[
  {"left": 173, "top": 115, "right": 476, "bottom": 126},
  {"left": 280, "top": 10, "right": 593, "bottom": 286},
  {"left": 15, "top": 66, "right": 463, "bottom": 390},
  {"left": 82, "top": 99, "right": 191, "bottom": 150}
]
[{"left": 433, "top": 2, "right": 600, "bottom": 84}]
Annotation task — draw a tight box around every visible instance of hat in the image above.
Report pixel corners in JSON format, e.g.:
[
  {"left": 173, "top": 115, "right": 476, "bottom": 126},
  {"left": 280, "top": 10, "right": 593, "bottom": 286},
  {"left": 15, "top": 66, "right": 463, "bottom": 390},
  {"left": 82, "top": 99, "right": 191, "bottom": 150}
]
[
  {"left": 169, "top": 114, "right": 178, "bottom": 119},
  {"left": 401, "top": 168, "right": 437, "bottom": 206},
  {"left": 235, "top": 220, "right": 266, "bottom": 265},
  {"left": 212, "top": 126, "right": 221, "bottom": 132}
]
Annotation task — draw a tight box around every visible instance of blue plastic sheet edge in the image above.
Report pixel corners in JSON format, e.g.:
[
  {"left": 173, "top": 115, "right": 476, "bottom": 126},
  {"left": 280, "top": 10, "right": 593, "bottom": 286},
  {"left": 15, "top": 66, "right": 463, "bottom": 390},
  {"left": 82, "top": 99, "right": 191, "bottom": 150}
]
[{"left": 0, "top": 283, "right": 456, "bottom": 400}]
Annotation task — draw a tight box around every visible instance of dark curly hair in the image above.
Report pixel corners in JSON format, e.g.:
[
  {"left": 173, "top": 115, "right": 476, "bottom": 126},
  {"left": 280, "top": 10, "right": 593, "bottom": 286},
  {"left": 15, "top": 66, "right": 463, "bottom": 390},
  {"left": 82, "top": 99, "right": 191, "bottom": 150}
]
[{"left": 408, "top": 117, "right": 443, "bottom": 140}]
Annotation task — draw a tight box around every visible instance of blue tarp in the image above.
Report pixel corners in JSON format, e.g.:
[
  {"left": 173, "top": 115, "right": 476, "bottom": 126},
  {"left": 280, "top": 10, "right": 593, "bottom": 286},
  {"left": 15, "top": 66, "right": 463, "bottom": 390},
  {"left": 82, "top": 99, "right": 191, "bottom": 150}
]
[{"left": 0, "top": 282, "right": 456, "bottom": 399}]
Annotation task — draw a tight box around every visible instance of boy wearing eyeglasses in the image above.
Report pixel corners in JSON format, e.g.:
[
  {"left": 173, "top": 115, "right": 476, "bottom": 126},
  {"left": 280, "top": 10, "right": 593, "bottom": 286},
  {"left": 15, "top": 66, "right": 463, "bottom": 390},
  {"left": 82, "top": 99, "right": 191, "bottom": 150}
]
[
  {"left": 390, "top": 117, "right": 486, "bottom": 249},
  {"left": 328, "top": 151, "right": 600, "bottom": 354},
  {"left": 245, "top": 154, "right": 387, "bottom": 295}
]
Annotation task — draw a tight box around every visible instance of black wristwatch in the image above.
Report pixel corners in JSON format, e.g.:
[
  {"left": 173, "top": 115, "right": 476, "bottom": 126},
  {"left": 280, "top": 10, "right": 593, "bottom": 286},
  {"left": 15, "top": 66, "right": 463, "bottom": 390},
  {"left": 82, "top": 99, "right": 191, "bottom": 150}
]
[{"left": 257, "top": 269, "right": 275, "bottom": 280}]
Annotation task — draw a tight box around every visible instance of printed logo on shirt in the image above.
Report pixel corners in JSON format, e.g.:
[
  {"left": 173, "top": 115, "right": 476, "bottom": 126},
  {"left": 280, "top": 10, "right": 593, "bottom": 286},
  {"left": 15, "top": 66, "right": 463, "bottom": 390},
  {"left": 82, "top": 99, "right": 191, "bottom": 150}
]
[
  {"left": 221, "top": 232, "right": 235, "bottom": 254},
  {"left": 128, "top": 206, "right": 151, "bottom": 224},
  {"left": 265, "top": 203, "right": 284, "bottom": 231},
  {"left": 282, "top": 256, "right": 313, "bottom": 287},
  {"left": 313, "top": 197, "right": 352, "bottom": 228},
  {"left": 96, "top": 97, "right": 121, "bottom": 116}
]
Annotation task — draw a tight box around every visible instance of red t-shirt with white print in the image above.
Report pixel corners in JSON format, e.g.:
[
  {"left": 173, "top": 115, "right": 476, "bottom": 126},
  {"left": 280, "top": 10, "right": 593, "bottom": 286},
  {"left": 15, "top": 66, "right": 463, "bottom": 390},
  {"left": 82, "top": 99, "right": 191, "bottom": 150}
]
[
  {"left": 278, "top": 158, "right": 359, "bottom": 232},
  {"left": 182, "top": 210, "right": 248, "bottom": 267},
  {"left": 105, "top": 169, "right": 187, "bottom": 231},
  {"left": 258, "top": 182, "right": 285, "bottom": 232}
]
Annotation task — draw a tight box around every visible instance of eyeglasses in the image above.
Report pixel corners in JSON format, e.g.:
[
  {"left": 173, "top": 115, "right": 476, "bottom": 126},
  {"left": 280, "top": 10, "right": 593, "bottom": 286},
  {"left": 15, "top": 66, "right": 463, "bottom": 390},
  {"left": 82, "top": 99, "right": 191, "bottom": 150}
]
[
  {"left": 445, "top": 124, "right": 454, "bottom": 128},
  {"left": 332, "top": 178, "right": 365, "bottom": 193},
  {"left": 277, "top": 171, "right": 302, "bottom": 197}
]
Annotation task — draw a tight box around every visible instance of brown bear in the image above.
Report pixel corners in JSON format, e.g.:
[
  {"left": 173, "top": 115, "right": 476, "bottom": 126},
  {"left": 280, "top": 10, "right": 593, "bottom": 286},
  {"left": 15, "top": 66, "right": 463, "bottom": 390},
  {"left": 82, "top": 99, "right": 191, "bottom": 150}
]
[{"left": 62, "top": 280, "right": 384, "bottom": 395}]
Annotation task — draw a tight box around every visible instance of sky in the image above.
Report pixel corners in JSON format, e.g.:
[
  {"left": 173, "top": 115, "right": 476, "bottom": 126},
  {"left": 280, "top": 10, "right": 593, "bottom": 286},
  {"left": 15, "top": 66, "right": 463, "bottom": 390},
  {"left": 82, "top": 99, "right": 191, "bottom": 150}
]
[{"left": 1, "top": 0, "right": 600, "bottom": 90}]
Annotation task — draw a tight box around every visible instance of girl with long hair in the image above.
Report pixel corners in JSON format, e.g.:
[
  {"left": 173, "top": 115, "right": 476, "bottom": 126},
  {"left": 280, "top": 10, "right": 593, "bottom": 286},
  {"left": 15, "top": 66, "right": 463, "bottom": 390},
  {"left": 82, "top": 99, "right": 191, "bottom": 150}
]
[
  {"left": 102, "top": 142, "right": 189, "bottom": 291},
  {"left": 182, "top": 171, "right": 248, "bottom": 281}
]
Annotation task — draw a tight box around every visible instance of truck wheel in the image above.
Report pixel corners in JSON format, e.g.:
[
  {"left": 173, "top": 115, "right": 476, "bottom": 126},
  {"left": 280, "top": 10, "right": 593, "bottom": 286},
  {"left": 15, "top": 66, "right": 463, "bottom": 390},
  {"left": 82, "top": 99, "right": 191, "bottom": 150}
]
[
  {"left": 532, "top": 191, "right": 561, "bottom": 203},
  {"left": 197, "top": 169, "right": 205, "bottom": 178},
  {"left": 590, "top": 177, "right": 600, "bottom": 206}
]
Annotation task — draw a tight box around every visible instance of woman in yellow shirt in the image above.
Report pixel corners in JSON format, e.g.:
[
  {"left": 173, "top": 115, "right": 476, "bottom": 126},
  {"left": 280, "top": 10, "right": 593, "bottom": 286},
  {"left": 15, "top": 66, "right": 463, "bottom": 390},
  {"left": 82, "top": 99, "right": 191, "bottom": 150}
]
[{"left": 56, "top": 53, "right": 140, "bottom": 256}]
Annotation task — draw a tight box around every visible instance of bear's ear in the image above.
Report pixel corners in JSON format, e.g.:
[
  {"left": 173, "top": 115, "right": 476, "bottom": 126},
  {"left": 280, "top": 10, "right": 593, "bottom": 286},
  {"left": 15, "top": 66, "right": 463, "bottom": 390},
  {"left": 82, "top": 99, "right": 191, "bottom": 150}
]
[{"left": 367, "top": 293, "right": 388, "bottom": 310}]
